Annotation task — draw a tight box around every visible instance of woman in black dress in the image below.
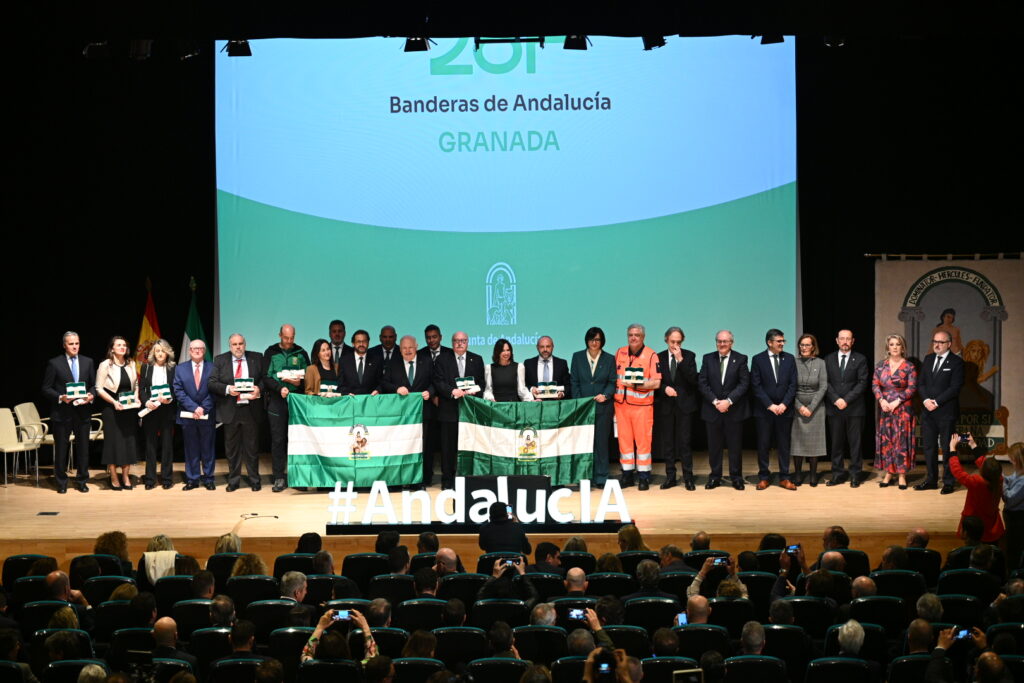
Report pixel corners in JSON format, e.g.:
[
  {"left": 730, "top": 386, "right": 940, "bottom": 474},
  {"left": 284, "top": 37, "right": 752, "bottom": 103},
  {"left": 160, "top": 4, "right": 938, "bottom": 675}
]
[
  {"left": 483, "top": 338, "right": 534, "bottom": 402},
  {"left": 95, "top": 335, "right": 139, "bottom": 490},
  {"left": 140, "top": 339, "right": 176, "bottom": 489}
]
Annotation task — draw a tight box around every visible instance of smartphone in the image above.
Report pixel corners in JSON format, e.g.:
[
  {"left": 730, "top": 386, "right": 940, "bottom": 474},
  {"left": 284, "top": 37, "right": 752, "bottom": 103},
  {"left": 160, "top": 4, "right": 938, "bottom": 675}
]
[
  {"left": 503, "top": 558, "right": 517, "bottom": 567},
  {"left": 786, "top": 544, "right": 801, "bottom": 554},
  {"left": 568, "top": 608, "right": 586, "bottom": 620},
  {"left": 506, "top": 505, "right": 513, "bottom": 518},
  {"left": 959, "top": 433, "right": 972, "bottom": 442},
  {"left": 954, "top": 627, "right": 972, "bottom": 641},
  {"left": 332, "top": 610, "right": 350, "bottom": 621},
  {"left": 712, "top": 557, "right": 728, "bottom": 566},
  {"left": 598, "top": 662, "right": 612, "bottom": 674},
  {"left": 675, "top": 612, "right": 688, "bottom": 626}
]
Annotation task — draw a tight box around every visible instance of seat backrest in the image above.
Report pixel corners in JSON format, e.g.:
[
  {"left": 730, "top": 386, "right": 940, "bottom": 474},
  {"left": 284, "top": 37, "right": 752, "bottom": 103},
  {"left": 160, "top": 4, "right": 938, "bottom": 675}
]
[
  {"left": 340, "top": 553, "right": 390, "bottom": 594},
  {"left": 756, "top": 550, "right": 781, "bottom": 575},
  {"left": 624, "top": 597, "right": 681, "bottom": 636},
  {"left": 886, "top": 654, "right": 933, "bottom": 683},
  {"left": 937, "top": 569, "right": 1001, "bottom": 604},
  {"left": 272, "top": 553, "right": 316, "bottom": 579},
  {"left": 848, "top": 596, "right": 907, "bottom": 637},
  {"left": 641, "top": 656, "right": 700, "bottom": 683},
  {"left": 476, "top": 552, "right": 525, "bottom": 576},
  {"left": 559, "top": 552, "right": 596, "bottom": 574},
  {"left": 521, "top": 572, "right": 566, "bottom": 601},
  {"left": 304, "top": 574, "right": 358, "bottom": 605},
  {"left": 985, "top": 621, "right": 1024, "bottom": 651},
  {"left": 367, "top": 573, "right": 416, "bottom": 605},
  {"left": 69, "top": 555, "right": 124, "bottom": 587},
  {"left": 392, "top": 657, "right": 445, "bottom": 681},
  {"left": 30, "top": 628, "right": 94, "bottom": 675},
  {"left": 3, "top": 555, "right": 53, "bottom": 592},
  {"left": 823, "top": 622, "right": 889, "bottom": 664},
  {"left": 171, "top": 599, "right": 212, "bottom": 640},
  {"left": 869, "top": 570, "right": 927, "bottom": 605},
  {"left": 904, "top": 548, "right": 942, "bottom": 587},
  {"left": 738, "top": 572, "right": 779, "bottom": 622},
  {"left": 268, "top": 626, "right": 314, "bottom": 682},
  {"left": 409, "top": 553, "right": 437, "bottom": 573},
  {"left": 781, "top": 596, "right": 836, "bottom": 639},
  {"left": 602, "top": 625, "right": 652, "bottom": 659},
  {"left": 585, "top": 572, "right": 637, "bottom": 598},
  {"left": 208, "top": 657, "right": 260, "bottom": 683},
  {"left": 672, "top": 624, "right": 731, "bottom": 660},
  {"left": 938, "top": 594, "right": 985, "bottom": 627},
  {"left": 393, "top": 598, "right": 447, "bottom": 633},
  {"left": 205, "top": 553, "right": 244, "bottom": 594},
  {"left": 512, "top": 625, "right": 568, "bottom": 666},
  {"left": 550, "top": 656, "right": 587, "bottom": 683},
  {"left": 724, "top": 654, "right": 787, "bottom": 683},
  {"left": 804, "top": 657, "right": 870, "bottom": 683},
  {"left": 707, "top": 598, "right": 757, "bottom": 638},
  {"left": 188, "top": 627, "right": 232, "bottom": 673},
  {"left": 19, "top": 601, "right": 67, "bottom": 640},
  {"left": 155, "top": 575, "right": 195, "bottom": 617},
  {"left": 107, "top": 627, "right": 156, "bottom": 671},
  {"left": 245, "top": 600, "right": 299, "bottom": 643},
  {"left": 619, "top": 551, "right": 661, "bottom": 576},
  {"left": 682, "top": 550, "right": 730, "bottom": 573},
  {"left": 551, "top": 597, "right": 598, "bottom": 630},
  {"left": 436, "top": 573, "right": 489, "bottom": 616},
  {"left": 90, "top": 600, "right": 135, "bottom": 645},
  {"left": 225, "top": 574, "right": 280, "bottom": 613},
  {"left": 467, "top": 657, "right": 531, "bottom": 683},
  {"left": 469, "top": 599, "right": 528, "bottom": 628},
  {"left": 43, "top": 659, "right": 108, "bottom": 683},
  {"left": 350, "top": 627, "right": 409, "bottom": 660},
  {"left": 295, "top": 658, "right": 361, "bottom": 683},
  {"left": 762, "top": 624, "right": 811, "bottom": 682},
  {"left": 658, "top": 572, "right": 697, "bottom": 603},
  {"left": 82, "top": 575, "right": 135, "bottom": 608},
  {"left": 432, "top": 626, "right": 488, "bottom": 670},
  {"left": 12, "top": 575, "right": 51, "bottom": 608}
]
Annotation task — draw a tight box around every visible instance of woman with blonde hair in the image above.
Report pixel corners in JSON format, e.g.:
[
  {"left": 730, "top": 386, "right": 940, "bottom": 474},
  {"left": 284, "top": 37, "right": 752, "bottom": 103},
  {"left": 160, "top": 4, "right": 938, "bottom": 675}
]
[
  {"left": 96, "top": 335, "right": 140, "bottom": 490},
  {"left": 214, "top": 532, "right": 242, "bottom": 555},
  {"left": 140, "top": 338, "right": 177, "bottom": 489},
  {"left": 47, "top": 606, "right": 79, "bottom": 629},
  {"left": 137, "top": 534, "right": 177, "bottom": 592},
  {"left": 109, "top": 582, "right": 139, "bottom": 602},
  {"left": 617, "top": 524, "right": 649, "bottom": 552},
  {"left": 872, "top": 334, "right": 917, "bottom": 489}
]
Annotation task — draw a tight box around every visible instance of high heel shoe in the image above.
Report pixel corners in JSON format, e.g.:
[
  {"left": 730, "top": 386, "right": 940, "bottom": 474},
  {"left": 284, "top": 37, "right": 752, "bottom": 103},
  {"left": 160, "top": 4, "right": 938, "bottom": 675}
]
[
  {"left": 878, "top": 480, "right": 891, "bottom": 488},
  {"left": 898, "top": 483, "right": 908, "bottom": 490}
]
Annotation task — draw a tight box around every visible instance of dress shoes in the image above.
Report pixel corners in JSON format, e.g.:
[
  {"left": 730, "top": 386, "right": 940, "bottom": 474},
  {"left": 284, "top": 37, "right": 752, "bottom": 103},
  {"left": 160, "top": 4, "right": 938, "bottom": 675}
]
[
  {"left": 756, "top": 480, "right": 771, "bottom": 491},
  {"left": 684, "top": 479, "right": 696, "bottom": 491},
  {"left": 57, "top": 486, "right": 67, "bottom": 494},
  {"left": 272, "top": 479, "right": 286, "bottom": 493},
  {"left": 638, "top": 478, "right": 650, "bottom": 491},
  {"left": 145, "top": 483, "right": 156, "bottom": 490},
  {"left": 941, "top": 484, "right": 956, "bottom": 495},
  {"left": 251, "top": 483, "right": 262, "bottom": 492},
  {"left": 780, "top": 479, "right": 798, "bottom": 491},
  {"left": 732, "top": 479, "right": 745, "bottom": 491},
  {"left": 914, "top": 480, "right": 937, "bottom": 491},
  {"left": 76, "top": 482, "right": 89, "bottom": 493},
  {"left": 162, "top": 482, "right": 173, "bottom": 490},
  {"left": 204, "top": 482, "right": 216, "bottom": 490},
  {"left": 809, "top": 475, "right": 818, "bottom": 487},
  {"left": 110, "top": 483, "right": 122, "bottom": 491},
  {"left": 183, "top": 481, "right": 199, "bottom": 491},
  {"left": 850, "top": 479, "right": 860, "bottom": 488},
  {"left": 705, "top": 479, "right": 721, "bottom": 490},
  {"left": 660, "top": 479, "right": 678, "bottom": 490},
  {"left": 826, "top": 475, "right": 848, "bottom": 487},
  {"left": 878, "top": 480, "right": 891, "bottom": 488},
  {"left": 123, "top": 481, "right": 133, "bottom": 490},
  {"left": 226, "top": 484, "right": 239, "bottom": 492},
  {"left": 899, "top": 484, "right": 908, "bottom": 490}
]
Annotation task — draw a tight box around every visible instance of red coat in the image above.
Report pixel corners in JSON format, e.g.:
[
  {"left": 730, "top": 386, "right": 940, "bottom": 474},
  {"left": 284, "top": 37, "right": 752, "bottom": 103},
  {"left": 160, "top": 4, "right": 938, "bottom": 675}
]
[{"left": 949, "top": 454, "right": 1005, "bottom": 542}]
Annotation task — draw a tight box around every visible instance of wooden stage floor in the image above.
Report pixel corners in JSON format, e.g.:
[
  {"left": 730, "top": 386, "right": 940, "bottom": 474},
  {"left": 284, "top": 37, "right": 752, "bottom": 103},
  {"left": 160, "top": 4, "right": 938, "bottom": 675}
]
[{"left": 0, "top": 452, "right": 970, "bottom": 571}]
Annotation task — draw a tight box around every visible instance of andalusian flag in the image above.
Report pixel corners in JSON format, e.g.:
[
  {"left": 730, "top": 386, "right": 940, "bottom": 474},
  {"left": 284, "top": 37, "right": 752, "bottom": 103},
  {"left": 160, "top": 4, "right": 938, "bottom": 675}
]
[
  {"left": 287, "top": 393, "right": 424, "bottom": 487},
  {"left": 181, "top": 277, "right": 212, "bottom": 362},
  {"left": 134, "top": 278, "right": 161, "bottom": 372},
  {"left": 458, "top": 396, "right": 595, "bottom": 485}
]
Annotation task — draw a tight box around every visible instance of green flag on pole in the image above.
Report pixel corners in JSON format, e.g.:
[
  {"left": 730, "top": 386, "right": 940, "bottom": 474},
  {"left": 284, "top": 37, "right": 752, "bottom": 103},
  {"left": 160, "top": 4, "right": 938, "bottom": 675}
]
[
  {"left": 181, "top": 277, "right": 212, "bottom": 361},
  {"left": 458, "top": 395, "right": 595, "bottom": 486},
  {"left": 287, "top": 393, "right": 424, "bottom": 487}
]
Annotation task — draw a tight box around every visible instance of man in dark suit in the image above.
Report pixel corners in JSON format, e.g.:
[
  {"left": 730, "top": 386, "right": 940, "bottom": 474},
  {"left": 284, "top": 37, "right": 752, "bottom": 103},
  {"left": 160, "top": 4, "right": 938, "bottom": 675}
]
[
  {"left": 339, "top": 329, "right": 382, "bottom": 395},
  {"left": 173, "top": 339, "right": 217, "bottom": 490},
  {"left": 432, "top": 331, "right": 486, "bottom": 490},
  {"left": 698, "top": 330, "right": 750, "bottom": 490},
  {"left": 654, "top": 326, "right": 699, "bottom": 490},
  {"left": 417, "top": 324, "right": 450, "bottom": 486},
  {"left": 367, "top": 325, "right": 398, "bottom": 367},
  {"left": 380, "top": 335, "right": 436, "bottom": 488},
  {"left": 527, "top": 542, "right": 566, "bottom": 576},
  {"left": 750, "top": 329, "right": 798, "bottom": 491},
  {"left": 279, "top": 572, "right": 317, "bottom": 626},
  {"left": 917, "top": 329, "right": 965, "bottom": 494},
  {"left": 262, "top": 324, "right": 309, "bottom": 492},
  {"left": 209, "top": 334, "right": 265, "bottom": 491},
  {"left": 152, "top": 617, "right": 198, "bottom": 670},
  {"left": 823, "top": 329, "right": 870, "bottom": 487},
  {"left": 327, "top": 319, "right": 353, "bottom": 367},
  {"left": 212, "top": 620, "right": 272, "bottom": 664},
  {"left": 41, "top": 331, "right": 96, "bottom": 493},
  {"left": 524, "top": 336, "right": 572, "bottom": 400}
]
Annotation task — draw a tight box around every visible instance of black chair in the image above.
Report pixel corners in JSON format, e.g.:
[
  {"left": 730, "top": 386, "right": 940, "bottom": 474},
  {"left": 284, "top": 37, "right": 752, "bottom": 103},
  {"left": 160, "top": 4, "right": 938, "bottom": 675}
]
[
  {"left": 551, "top": 597, "right": 597, "bottom": 630},
  {"left": 3, "top": 554, "right": 54, "bottom": 590},
  {"left": 153, "top": 658, "right": 194, "bottom": 683},
  {"left": 904, "top": 548, "right": 942, "bottom": 588},
  {"left": 0, "top": 661, "right": 26, "bottom": 683},
  {"left": 887, "top": 654, "right": 934, "bottom": 683},
  {"left": 585, "top": 572, "right": 637, "bottom": 598},
  {"left": 470, "top": 599, "right": 528, "bottom": 628},
  {"left": 107, "top": 627, "right": 156, "bottom": 671},
  {"left": 188, "top": 627, "right": 232, "bottom": 675},
  {"left": 823, "top": 622, "right": 889, "bottom": 665},
  {"left": 208, "top": 657, "right": 260, "bottom": 683},
  {"left": 869, "top": 570, "right": 926, "bottom": 611},
  {"left": 522, "top": 573, "right": 566, "bottom": 601},
  {"left": 619, "top": 551, "right": 661, "bottom": 576},
  {"left": 409, "top": 553, "right": 437, "bottom": 573},
  {"left": 29, "top": 628, "right": 94, "bottom": 676},
  {"left": 19, "top": 601, "right": 66, "bottom": 640},
  {"left": 803, "top": 657, "right": 871, "bottom": 683},
  {"left": 658, "top": 572, "right": 697, "bottom": 603},
  {"left": 755, "top": 550, "right": 781, "bottom": 575},
  {"left": 367, "top": 574, "right": 416, "bottom": 605},
  {"left": 986, "top": 621, "right": 1024, "bottom": 650},
  {"left": 305, "top": 574, "right": 358, "bottom": 606},
  {"left": 42, "top": 659, "right": 108, "bottom": 683},
  {"left": 944, "top": 546, "right": 1006, "bottom": 580},
  {"left": 172, "top": 599, "right": 212, "bottom": 641},
  {"left": 476, "top": 552, "right": 524, "bottom": 576},
  {"left": 69, "top": 554, "right": 124, "bottom": 587},
  {"left": 781, "top": 596, "right": 836, "bottom": 639},
  {"left": 683, "top": 550, "right": 730, "bottom": 573},
  {"left": 90, "top": 600, "right": 135, "bottom": 645},
  {"left": 432, "top": 626, "right": 488, "bottom": 670},
  {"left": 296, "top": 658, "right": 363, "bottom": 683},
  {"left": 226, "top": 575, "right": 280, "bottom": 614},
  {"left": 936, "top": 569, "right": 1001, "bottom": 604},
  {"left": 762, "top": 624, "right": 812, "bottom": 683},
  {"left": 11, "top": 576, "right": 50, "bottom": 608},
  {"left": 268, "top": 626, "right": 314, "bottom": 683},
  {"left": 551, "top": 656, "right": 587, "bottom": 683},
  {"left": 154, "top": 575, "right": 194, "bottom": 617},
  {"left": 467, "top": 657, "right": 531, "bottom": 683},
  {"left": 512, "top": 625, "right": 567, "bottom": 666},
  {"left": 738, "top": 572, "right": 778, "bottom": 622},
  {"left": 205, "top": 553, "right": 244, "bottom": 594},
  {"left": 673, "top": 624, "right": 731, "bottom": 660},
  {"left": 393, "top": 598, "right": 447, "bottom": 632},
  {"left": 795, "top": 571, "right": 852, "bottom": 606},
  {"left": 603, "top": 625, "right": 652, "bottom": 659},
  {"left": 350, "top": 627, "right": 409, "bottom": 659},
  {"left": 324, "top": 598, "right": 372, "bottom": 618},
  {"left": 437, "top": 573, "right": 489, "bottom": 617},
  {"left": 392, "top": 657, "right": 445, "bottom": 682},
  {"left": 81, "top": 575, "right": 133, "bottom": 608},
  {"left": 1001, "top": 655, "right": 1024, "bottom": 682},
  {"left": 848, "top": 596, "right": 906, "bottom": 639},
  {"left": 641, "top": 656, "right": 701, "bottom": 683},
  {"left": 938, "top": 594, "right": 985, "bottom": 627},
  {"left": 723, "top": 654, "right": 787, "bottom": 683},
  {"left": 829, "top": 550, "right": 871, "bottom": 580},
  {"left": 707, "top": 598, "right": 757, "bottom": 639},
  {"left": 246, "top": 600, "right": 298, "bottom": 644},
  {"left": 625, "top": 597, "right": 681, "bottom": 636},
  {"left": 559, "top": 552, "right": 596, "bottom": 574},
  {"left": 273, "top": 553, "right": 316, "bottom": 579}
]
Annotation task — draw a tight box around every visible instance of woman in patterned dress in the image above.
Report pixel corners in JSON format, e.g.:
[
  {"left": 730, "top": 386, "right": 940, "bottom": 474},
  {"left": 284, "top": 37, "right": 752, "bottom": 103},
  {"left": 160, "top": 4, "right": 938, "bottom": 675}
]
[{"left": 872, "top": 334, "right": 917, "bottom": 489}]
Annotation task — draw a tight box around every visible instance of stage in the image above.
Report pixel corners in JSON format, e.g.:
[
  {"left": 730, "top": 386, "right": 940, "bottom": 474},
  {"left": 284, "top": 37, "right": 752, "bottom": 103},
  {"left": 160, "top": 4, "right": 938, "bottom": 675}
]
[{"left": 0, "top": 452, "right": 969, "bottom": 572}]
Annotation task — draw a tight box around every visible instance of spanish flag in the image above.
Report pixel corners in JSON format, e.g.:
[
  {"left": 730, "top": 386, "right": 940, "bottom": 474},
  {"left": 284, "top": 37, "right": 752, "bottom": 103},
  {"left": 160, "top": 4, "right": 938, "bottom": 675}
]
[{"left": 135, "top": 278, "right": 162, "bottom": 371}]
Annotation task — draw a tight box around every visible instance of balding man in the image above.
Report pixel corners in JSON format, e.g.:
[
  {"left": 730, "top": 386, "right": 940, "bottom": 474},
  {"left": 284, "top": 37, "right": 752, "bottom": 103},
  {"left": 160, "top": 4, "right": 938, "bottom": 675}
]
[
  {"left": 210, "top": 334, "right": 265, "bottom": 491},
  {"left": 565, "top": 568, "right": 588, "bottom": 596},
  {"left": 524, "top": 336, "right": 571, "bottom": 400},
  {"left": 433, "top": 548, "right": 461, "bottom": 577},
  {"left": 698, "top": 330, "right": 750, "bottom": 490},
  {"left": 613, "top": 324, "right": 662, "bottom": 490},
  {"left": 368, "top": 325, "right": 399, "bottom": 367},
  {"left": 432, "top": 331, "right": 486, "bottom": 490},
  {"left": 917, "top": 329, "right": 965, "bottom": 494},
  {"left": 263, "top": 325, "right": 310, "bottom": 492},
  {"left": 906, "top": 527, "right": 930, "bottom": 548},
  {"left": 380, "top": 335, "right": 436, "bottom": 489},
  {"left": 686, "top": 595, "right": 711, "bottom": 624},
  {"left": 45, "top": 571, "right": 92, "bottom": 630},
  {"left": 152, "top": 617, "right": 197, "bottom": 669},
  {"left": 173, "top": 339, "right": 217, "bottom": 490}
]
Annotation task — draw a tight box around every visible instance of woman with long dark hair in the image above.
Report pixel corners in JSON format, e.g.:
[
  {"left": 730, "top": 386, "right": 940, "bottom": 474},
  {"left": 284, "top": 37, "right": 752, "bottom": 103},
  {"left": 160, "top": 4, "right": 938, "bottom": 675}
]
[{"left": 948, "top": 433, "right": 1004, "bottom": 543}]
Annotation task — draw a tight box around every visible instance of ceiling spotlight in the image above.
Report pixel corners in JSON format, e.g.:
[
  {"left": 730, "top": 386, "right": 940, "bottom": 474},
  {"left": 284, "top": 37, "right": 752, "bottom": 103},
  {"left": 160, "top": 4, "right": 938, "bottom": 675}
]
[
  {"left": 223, "top": 40, "right": 252, "bottom": 57},
  {"left": 564, "top": 35, "right": 590, "bottom": 50},
  {"left": 178, "top": 40, "right": 201, "bottom": 60},
  {"left": 642, "top": 35, "right": 665, "bottom": 51},
  {"left": 824, "top": 35, "right": 846, "bottom": 48},
  {"left": 82, "top": 42, "right": 109, "bottom": 60},
  {"left": 758, "top": 34, "right": 784, "bottom": 45},
  {"left": 404, "top": 37, "right": 433, "bottom": 52}
]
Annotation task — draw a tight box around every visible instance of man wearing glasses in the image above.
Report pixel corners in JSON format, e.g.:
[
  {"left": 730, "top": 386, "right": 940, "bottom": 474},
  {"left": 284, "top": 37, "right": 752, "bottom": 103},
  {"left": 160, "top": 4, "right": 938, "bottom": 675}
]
[
  {"left": 916, "top": 330, "right": 965, "bottom": 494},
  {"left": 432, "top": 331, "right": 486, "bottom": 490}
]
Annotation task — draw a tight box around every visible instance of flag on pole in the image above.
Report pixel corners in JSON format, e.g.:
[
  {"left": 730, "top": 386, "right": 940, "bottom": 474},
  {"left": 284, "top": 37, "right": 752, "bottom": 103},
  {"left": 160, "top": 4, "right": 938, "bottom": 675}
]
[
  {"left": 458, "top": 395, "right": 595, "bottom": 485},
  {"left": 134, "top": 278, "right": 161, "bottom": 372},
  {"left": 181, "top": 276, "right": 212, "bottom": 361},
  {"left": 287, "top": 393, "right": 424, "bottom": 487}
]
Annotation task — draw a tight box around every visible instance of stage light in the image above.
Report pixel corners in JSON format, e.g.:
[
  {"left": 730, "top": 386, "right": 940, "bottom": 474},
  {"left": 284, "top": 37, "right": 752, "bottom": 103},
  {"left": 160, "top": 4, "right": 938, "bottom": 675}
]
[
  {"left": 178, "top": 40, "right": 201, "bottom": 60},
  {"left": 642, "top": 35, "right": 665, "bottom": 51},
  {"left": 759, "top": 34, "right": 784, "bottom": 45},
  {"left": 404, "top": 37, "right": 433, "bottom": 52},
  {"left": 82, "top": 42, "right": 108, "bottom": 60},
  {"left": 474, "top": 36, "right": 545, "bottom": 51},
  {"left": 824, "top": 35, "right": 846, "bottom": 48},
  {"left": 564, "top": 35, "right": 590, "bottom": 50},
  {"left": 223, "top": 40, "right": 252, "bottom": 57}
]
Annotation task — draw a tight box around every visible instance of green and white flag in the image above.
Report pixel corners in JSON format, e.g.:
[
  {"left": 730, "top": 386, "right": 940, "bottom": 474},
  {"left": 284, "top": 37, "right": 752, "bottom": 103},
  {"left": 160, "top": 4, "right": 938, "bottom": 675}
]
[
  {"left": 287, "top": 393, "right": 423, "bottom": 487},
  {"left": 181, "top": 277, "right": 212, "bottom": 361},
  {"left": 458, "top": 395, "right": 595, "bottom": 486}
]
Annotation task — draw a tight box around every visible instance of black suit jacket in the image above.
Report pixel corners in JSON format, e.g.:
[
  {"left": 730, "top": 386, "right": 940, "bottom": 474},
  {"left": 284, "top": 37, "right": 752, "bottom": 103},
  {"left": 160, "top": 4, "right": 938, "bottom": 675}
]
[
  {"left": 380, "top": 355, "right": 436, "bottom": 398},
  {"left": 368, "top": 344, "right": 399, "bottom": 368},
  {"left": 918, "top": 352, "right": 965, "bottom": 420},
  {"left": 523, "top": 355, "right": 572, "bottom": 398},
  {"left": 209, "top": 351, "right": 265, "bottom": 423},
  {"left": 432, "top": 349, "right": 486, "bottom": 422},
  {"left": 698, "top": 351, "right": 750, "bottom": 422},
  {"left": 139, "top": 362, "right": 177, "bottom": 406},
  {"left": 750, "top": 350, "right": 798, "bottom": 415},
  {"left": 339, "top": 353, "right": 382, "bottom": 395},
  {"left": 42, "top": 354, "right": 96, "bottom": 421},
  {"left": 152, "top": 644, "right": 198, "bottom": 670},
  {"left": 824, "top": 350, "right": 870, "bottom": 417},
  {"left": 654, "top": 349, "right": 699, "bottom": 415}
]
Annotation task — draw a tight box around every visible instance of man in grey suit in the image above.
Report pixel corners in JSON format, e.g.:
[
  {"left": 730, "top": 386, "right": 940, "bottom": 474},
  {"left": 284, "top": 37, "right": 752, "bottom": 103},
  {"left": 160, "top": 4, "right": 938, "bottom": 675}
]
[{"left": 824, "top": 329, "right": 870, "bottom": 487}]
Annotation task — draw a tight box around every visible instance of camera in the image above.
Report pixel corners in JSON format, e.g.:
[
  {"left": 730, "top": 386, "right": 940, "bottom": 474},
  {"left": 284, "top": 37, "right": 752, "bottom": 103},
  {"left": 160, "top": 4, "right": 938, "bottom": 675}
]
[
  {"left": 332, "top": 610, "right": 350, "bottom": 621},
  {"left": 568, "top": 608, "right": 586, "bottom": 620}
]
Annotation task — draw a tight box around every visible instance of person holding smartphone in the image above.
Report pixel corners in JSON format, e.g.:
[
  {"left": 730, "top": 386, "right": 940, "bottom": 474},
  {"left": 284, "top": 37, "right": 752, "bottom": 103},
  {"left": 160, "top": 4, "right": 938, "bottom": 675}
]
[
  {"left": 476, "top": 554, "right": 539, "bottom": 609},
  {"left": 687, "top": 556, "right": 749, "bottom": 599},
  {"left": 948, "top": 433, "right": 1005, "bottom": 544},
  {"left": 301, "top": 608, "right": 376, "bottom": 663},
  {"left": 478, "top": 501, "right": 532, "bottom": 554}
]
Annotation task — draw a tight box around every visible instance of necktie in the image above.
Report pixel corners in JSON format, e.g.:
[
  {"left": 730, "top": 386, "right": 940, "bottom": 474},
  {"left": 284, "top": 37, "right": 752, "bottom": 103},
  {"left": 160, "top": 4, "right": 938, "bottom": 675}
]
[
  {"left": 933, "top": 356, "right": 942, "bottom": 373},
  {"left": 333, "top": 345, "right": 341, "bottom": 366},
  {"left": 385, "top": 350, "right": 391, "bottom": 363},
  {"left": 357, "top": 357, "right": 364, "bottom": 383},
  {"left": 458, "top": 356, "right": 465, "bottom": 377},
  {"left": 194, "top": 362, "right": 201, "bottom": 390},
  {"left": 772, "top": 354, "right": 780, "bottom": 382},
  {"left": 235, "top": 357, "right": 243, "bottom": 378},
  {"left": 720, "top": 356, "right": 728, "bottom": 383},
  {"left": 670, "top": 356, "right": 678, "bottom": 381},
  {"left": 71, "top": 356, "right": 79, "bottom": 382},
  {"left": 408, "top": 361, "right": 415, "bottom": 385},
  {"left": 542, "top": 359, "right": 550, "bottom": 382},
  {"left": 839, "top": 355, "right": 847, "bottom": 376}
]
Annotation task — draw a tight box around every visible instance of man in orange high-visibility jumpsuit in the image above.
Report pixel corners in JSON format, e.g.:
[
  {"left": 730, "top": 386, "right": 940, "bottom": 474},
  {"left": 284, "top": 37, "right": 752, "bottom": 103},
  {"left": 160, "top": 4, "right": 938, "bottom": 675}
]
[{"left": 614, "top": 324, "right": 662, "bottom": 491}]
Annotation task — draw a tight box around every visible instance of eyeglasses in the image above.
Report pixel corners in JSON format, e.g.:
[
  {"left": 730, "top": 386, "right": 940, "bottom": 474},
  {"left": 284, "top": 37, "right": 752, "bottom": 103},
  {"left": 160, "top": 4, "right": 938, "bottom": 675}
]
[
  {"left": 453, "top": 339, "right": 468, "bottom": 345},
  {"left": 932, "top": 339, "right": 950, "bottom": 345}
]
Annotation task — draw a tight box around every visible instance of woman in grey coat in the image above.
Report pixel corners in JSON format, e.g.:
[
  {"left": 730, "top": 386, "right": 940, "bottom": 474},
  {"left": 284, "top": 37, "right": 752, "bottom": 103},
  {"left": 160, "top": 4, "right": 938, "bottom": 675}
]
[{"left": 791, "top": 333, "right": 828, "bottom": 485}]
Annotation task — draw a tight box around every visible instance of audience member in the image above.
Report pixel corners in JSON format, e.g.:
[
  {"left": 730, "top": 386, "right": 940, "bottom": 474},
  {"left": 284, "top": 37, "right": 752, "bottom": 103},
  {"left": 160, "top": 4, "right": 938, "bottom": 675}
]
[
  {"left": 658, "top": 545, "right": 688, "bottom": 572},
  {"left": 214, "top": 532, "right": 242, "bottom": 554},
  {"left": 295, "top": 532, "right": 322, "bottom": 554},
  {"left": 375, "top": 531, "right": 401, "bottom": 555},
  {"left": 152, "top": 616, "right": 198, "bottom": 670},
  {"left": 366, "top": 598, "right": 392, "bottom": 627},
  {"left": 596, "top": 553, "right": 623, "bottom": 573},
  {"left": 739, "top": 621, "right": 764, "bottom": 654},
  {"left": 528, "top": 542, "right": 564, "bottom": 576},
  {"left": 364, "top": 656, "right": 395, "bottom": 683},
  {"left": 402, "top": 629, "right": 438, "bottom": 658},
  {"left": 311, "top": 550, "right": 335, "bottom": 575},
  {"left": 441, "top": 599, "right": 465, "bottom": 626},
  {"left": 686, "top": 595, "right": 711, "bottom": 624},
  {"left": 191, "top": 570, "right": 215, "bottom": 599},
  {"left": 487, "top": 622, "right": 517, "bottom": 658},
  {"left": 230, "top": 553, "right": 270, "bottom": 577},
  {"left": 690, "top": 531, "right": 711, "bottom": 551},
  {"left": 417, "top": 532, "right": 439, "bottom": 554},
  {"left": 565, "top": 568, "right": 588, "bottom": 596},
  {"left": 623, "top": 560, "right": 677, "bottom": 601},
  {"left": 652, "top": 627, "right": 679, "bottom": 656},
  {"left": 388, "top": 546, "right": 410, "bottom": 574},
  {"left": 617, "top": 524, "right": 649, "bottom": 552},
  {"left": 94, "top": 530, "right": 133, "bottom": 575},
  {"left": 905, "top": 527, "right": 930, "bottom": 548},
  {"left": 530, "top": 602, "right": 556, "bottom": 626},
  {"left": 563, "top": 536, "right": 588, "bottom": 552},
  {"left": 413, "top": 567, "right": 439, "bottom": 598},
  {"left": 567, "top": 628, "right": 596, "bottom": 656},
  {"left": 210, "top": 595, "right": 236, "bottom": 626}
]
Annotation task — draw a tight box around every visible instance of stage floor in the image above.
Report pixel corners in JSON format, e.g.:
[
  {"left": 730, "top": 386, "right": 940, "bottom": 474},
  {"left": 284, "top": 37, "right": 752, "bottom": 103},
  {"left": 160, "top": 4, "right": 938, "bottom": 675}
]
[{"left": 0, "top": 452, "right": 968, "bottom": 571}]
